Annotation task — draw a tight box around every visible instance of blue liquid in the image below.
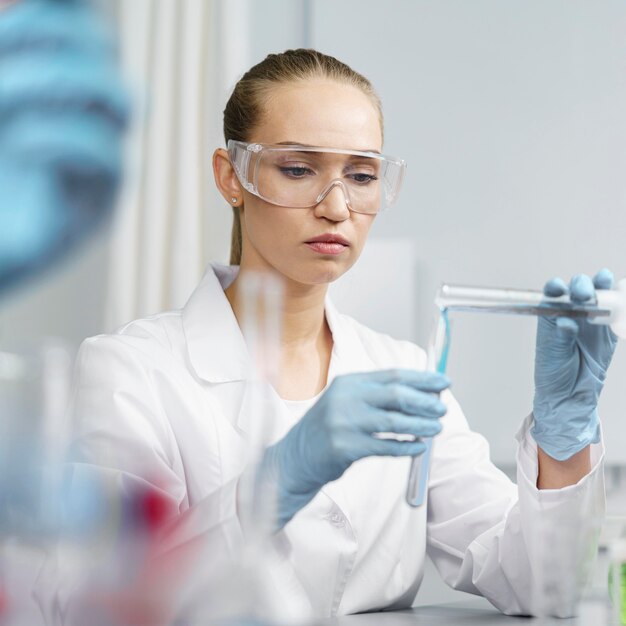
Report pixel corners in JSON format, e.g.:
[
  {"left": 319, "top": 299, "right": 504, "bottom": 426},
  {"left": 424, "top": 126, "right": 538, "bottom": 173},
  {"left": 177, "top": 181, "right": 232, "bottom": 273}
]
[{"left": 436, "top": 308, "right": 451, "bottom": 375}]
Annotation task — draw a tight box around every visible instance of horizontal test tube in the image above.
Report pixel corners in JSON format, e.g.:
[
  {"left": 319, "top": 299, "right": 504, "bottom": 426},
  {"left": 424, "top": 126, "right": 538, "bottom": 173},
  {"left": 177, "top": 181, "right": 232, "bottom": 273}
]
[{"left": 435, "top": 284, "right": 613, "bottom": 320}]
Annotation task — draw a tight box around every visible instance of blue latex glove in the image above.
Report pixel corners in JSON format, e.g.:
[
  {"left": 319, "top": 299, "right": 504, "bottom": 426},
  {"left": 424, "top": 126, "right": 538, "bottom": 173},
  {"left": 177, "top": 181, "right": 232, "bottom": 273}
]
[
  {"left": 0, "top": 0, "right": 129, "bottom": 293},
  {"left": 260, "top": 369, "right": 450, "bottom": 528},
  {"left": 532, "top": 269, "right": 618, "bottom": 461}
]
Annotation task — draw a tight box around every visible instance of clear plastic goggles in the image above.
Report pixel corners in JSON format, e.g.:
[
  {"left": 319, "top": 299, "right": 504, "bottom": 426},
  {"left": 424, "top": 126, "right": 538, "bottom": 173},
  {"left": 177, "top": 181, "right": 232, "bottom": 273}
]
[{"left": 227, "top": 140, "right": 406, "bottom": 214}]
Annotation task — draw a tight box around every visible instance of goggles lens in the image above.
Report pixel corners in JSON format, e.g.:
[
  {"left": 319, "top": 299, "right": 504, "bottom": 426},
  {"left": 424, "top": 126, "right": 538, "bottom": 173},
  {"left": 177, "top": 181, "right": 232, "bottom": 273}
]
[{"left": 227, "top": 141, "right": 406, "bottom": 214}]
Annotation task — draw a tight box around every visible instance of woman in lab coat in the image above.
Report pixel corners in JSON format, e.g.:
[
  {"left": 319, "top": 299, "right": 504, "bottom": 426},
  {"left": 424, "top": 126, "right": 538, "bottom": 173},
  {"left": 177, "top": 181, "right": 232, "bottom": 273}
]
[{"left": 57, "top": 49, "right": 615, "bottom": 620}]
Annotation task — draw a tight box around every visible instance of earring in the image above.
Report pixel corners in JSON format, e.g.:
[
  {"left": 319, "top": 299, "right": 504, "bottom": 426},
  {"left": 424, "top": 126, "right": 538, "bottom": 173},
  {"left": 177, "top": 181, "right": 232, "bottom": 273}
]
[{"left": 231, "top": 197, "right": 238, "bottom": 205}]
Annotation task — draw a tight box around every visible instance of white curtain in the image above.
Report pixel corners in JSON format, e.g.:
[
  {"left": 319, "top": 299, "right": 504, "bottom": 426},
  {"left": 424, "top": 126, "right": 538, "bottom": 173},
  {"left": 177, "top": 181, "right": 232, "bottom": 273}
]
[{"left": 105, "top": 0, "right": 252, "bottom": 331}]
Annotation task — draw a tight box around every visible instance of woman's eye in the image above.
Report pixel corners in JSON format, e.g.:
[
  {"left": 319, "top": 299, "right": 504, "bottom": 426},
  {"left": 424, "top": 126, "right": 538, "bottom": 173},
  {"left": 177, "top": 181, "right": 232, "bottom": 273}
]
[
  {"left": 350, "top": 173, "right": 378, "bottom": 184},
  {"left": 279, "top": 166, "right": 313, "bottom": 178}
]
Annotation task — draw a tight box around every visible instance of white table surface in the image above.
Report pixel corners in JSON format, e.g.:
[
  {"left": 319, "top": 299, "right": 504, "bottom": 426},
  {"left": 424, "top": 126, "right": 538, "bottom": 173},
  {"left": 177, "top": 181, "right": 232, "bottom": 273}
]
[{"left": 319, "top": 595, "right": 621, "bottom": 625}]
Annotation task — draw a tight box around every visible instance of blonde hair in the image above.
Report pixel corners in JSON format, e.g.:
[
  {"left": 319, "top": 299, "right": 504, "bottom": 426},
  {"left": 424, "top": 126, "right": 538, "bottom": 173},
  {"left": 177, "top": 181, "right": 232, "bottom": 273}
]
[{"left": 223, "top": 49, "right": 383, "bottom": 265}]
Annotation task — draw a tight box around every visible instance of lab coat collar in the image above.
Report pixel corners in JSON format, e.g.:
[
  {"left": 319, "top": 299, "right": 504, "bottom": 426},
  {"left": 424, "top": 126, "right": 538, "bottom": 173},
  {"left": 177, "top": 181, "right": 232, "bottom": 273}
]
[
  {"left": 182, "top": 263, "right": 252, "bottom": 383},
  {"left": 324, "top": 295, "right": 377, "bottom": 380},
  {"left": 182, "top": 263, "right": 376, "bottom": 385}
]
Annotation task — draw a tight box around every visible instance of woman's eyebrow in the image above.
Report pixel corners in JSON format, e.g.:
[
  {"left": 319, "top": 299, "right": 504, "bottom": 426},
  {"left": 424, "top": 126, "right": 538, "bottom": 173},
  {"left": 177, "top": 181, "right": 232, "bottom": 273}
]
[{"left": 275, "top": 141, "right": 381, "bottom": 154}]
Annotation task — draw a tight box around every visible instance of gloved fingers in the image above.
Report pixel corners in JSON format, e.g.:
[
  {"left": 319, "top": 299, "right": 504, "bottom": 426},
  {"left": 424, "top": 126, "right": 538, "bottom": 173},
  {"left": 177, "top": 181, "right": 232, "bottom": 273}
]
[
  {"left": 368, "top": 411, "right": 443, "bottom": 438},
  {"left": 569, "top": 274, "right": 595, "bottom": 303},
  {"left": 356, "top": 369, "right": 450, "bottom": 392},
  {"left": 543, "top": 277, "right": 568, "bottom": 298},
  {"left": 366, "top": 384, "right": 447, "bottom": 417},
  {"left": 593, "top": 267, "right": 614, "bottom": 290},
  {"left": 543, "top": 270, "right": 613, "bottom": 299},
  {"left": 360, "top": 435, "right": 428, "bottom": 458}
]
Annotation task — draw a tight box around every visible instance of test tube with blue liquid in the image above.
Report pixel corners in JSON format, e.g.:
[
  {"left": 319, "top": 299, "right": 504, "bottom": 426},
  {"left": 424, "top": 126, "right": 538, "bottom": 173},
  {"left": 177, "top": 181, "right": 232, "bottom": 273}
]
[
  {"left": 406, "top": 279, "right": 626, "bottom": 507},
  {"left": 406, "top": 309, "right": 450, "bottom": 507}
]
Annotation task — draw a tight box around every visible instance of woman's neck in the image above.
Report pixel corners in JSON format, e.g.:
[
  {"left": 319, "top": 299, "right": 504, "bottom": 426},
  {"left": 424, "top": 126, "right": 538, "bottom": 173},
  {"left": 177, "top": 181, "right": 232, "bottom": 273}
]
[{"left": 225, "top": 268, "right": 333, "bottom": 400}]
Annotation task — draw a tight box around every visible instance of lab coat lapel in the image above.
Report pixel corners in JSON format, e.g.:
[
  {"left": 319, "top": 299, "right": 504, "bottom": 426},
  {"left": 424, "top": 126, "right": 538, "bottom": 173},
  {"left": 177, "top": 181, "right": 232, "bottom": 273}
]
[
  {"left": 182, "top": 264, "right": 251, "bottom": 383},
  {"left": 181, "top": 264, "right": 292, "bottom": 443},
  {"left": 325, "top": 295, "right": 379, "bottom": 382},
  {"left": 182, "top": 265, "right": 373, "bottom": 386}
]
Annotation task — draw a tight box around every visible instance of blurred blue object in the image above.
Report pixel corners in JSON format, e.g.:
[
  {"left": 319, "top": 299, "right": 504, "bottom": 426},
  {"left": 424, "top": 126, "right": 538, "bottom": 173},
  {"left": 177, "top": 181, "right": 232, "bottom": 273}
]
[{"left": 0, "top": 0, "right": 129, "bottom": 294}]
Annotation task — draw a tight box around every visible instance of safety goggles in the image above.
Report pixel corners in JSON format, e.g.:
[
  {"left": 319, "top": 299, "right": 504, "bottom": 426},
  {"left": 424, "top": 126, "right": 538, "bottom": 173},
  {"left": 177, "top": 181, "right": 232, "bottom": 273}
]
[{"left": 227, "top": 140, "right": 406, "bottom": 214}]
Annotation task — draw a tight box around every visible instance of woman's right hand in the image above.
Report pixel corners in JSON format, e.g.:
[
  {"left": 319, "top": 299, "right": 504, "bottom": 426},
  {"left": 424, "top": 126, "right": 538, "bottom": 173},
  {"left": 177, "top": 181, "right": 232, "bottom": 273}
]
[{"left": 260, "top": 369, "right": 450, "bottom": 529}]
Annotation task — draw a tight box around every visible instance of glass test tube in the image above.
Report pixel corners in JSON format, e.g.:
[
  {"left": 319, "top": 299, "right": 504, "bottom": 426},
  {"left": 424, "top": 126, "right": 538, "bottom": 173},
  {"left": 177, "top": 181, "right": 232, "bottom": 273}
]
[
  {"left": 222, "top": 272, "right": 307, "bottom": 624},
  {"left": 435, "top": 283, "right": 613, "bottom": 319},
  {"left": 238, "top": 271, "right": 283, "bottom": 535},
  {"left": 406, "top": 310, "right": 450, "bottom": 507}
]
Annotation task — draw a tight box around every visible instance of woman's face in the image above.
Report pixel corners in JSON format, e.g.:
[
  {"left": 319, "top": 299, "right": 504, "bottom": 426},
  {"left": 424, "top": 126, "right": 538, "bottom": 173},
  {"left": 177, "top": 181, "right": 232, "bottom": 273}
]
[{"left": 238, "top": 79, "right": 382, "bottom": 287}]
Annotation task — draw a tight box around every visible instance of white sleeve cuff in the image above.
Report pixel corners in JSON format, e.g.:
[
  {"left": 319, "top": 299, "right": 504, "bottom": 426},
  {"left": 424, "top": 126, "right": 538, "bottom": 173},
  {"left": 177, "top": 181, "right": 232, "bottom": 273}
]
[{"left": 515, "top": 413, "right": 605, "bottom": 497}]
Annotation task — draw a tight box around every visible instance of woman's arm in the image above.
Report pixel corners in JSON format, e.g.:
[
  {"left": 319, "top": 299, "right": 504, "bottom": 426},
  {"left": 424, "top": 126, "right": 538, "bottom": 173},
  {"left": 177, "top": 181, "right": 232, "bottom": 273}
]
[
  {"left": 426, "top": 392, "right": 604, "bottom": 618},
  {"left": 537, "top": 445, "right": 591, "bottom": 489}
]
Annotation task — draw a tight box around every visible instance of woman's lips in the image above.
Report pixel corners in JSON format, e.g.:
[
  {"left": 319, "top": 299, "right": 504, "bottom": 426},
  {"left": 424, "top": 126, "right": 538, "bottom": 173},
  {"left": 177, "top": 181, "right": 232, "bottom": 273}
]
[
  {"left": 305, "top": 241, "right": 348, "bottom": 255},
  {"left": 305, "top": 234, "right": 350, "bottom": 255}
]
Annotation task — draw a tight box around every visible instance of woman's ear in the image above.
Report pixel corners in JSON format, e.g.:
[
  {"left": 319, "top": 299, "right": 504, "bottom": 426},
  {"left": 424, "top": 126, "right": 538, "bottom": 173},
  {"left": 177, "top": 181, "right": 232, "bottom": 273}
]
[{"left": 213, "top": 148, "right": 243, "bottom": 207}]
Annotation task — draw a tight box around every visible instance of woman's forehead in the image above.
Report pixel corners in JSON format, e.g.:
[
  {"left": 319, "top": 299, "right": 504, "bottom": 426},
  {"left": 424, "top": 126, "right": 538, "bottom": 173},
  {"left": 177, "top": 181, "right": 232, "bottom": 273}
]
[{"left": 251, "top": 79, "right": 382, "bottom": 152}]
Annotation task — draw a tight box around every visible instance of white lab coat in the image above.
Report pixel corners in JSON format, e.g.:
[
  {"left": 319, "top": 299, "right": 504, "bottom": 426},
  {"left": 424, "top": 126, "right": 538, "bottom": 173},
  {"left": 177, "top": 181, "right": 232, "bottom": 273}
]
[{"left": 43, "top": 264, "right": 605, "bottom": 620}]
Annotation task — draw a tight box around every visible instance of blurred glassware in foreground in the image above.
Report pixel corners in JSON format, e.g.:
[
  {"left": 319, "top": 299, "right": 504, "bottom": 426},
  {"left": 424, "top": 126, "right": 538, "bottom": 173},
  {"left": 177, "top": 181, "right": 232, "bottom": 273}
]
[
  {"left": 0, "top": 342, "right": 72, "bottom": 537},
  {"left": 0, "top": 0, "right": 130, "bottom": 294},
  {"left": 195, "top": 272, "right": 312, "bottom": 624},
  {"left": 0, "top": 0, "right": 131, "bottom": 622},
  {"left": 529, "top": 512, "right": 604, "bottom": 621},
  {"left": 0, "top": 340, "right": 73, "bottom": 623}
]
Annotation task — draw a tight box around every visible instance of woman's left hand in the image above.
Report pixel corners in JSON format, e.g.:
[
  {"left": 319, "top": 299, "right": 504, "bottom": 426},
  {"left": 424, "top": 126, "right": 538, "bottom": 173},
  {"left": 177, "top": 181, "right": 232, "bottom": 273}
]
[{"left": 532, "top": 269, "right": 618, "bottom": 461}]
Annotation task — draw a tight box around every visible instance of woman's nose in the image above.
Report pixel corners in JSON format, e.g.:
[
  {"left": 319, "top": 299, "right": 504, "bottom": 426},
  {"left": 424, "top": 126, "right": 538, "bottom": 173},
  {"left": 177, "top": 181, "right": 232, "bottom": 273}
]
[{"left": 313, "top": 181, "right": 351, "bottom": 221}]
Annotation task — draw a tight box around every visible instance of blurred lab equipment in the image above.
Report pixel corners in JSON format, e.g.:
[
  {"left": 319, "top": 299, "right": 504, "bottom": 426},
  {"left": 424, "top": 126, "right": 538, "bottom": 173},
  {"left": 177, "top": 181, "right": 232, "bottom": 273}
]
[
  {"left": 609, "top": 534, "right": 626, "bottom": 624},
  {"left": 238, "top": 271, "right": 284, "bottom": 535},
  {"left": 0, "top": 342, "right": 71, "bottom": 537},
  {"left": 528, "top": 510, "right": 604, "bottom": 619},
  {"left": 603, "top": 496, "right": 626, "bottom": 625},
  {"left": 201, "top": 271, "right": 312, "bottom": 624},
  {"left": 0, "top": 0, "right": 129, "bottom": 294},
  {"left": 54, "top": 475, "right": 200, "bottom": 626},
  {"left": 221, "top": 271, "right": 293, "bottom": 622},
  {"left": 0, "top": 0, "right": 130, "bottom": 622},
  {"left": 0, "top": 340, "right": 73, "bottom": 624}
]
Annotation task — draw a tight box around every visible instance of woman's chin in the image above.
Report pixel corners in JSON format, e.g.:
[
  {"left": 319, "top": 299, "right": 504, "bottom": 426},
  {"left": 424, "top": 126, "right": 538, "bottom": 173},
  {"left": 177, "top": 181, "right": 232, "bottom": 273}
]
[{"left": 284, "top": 259, "right": 355, "bottom": 287}]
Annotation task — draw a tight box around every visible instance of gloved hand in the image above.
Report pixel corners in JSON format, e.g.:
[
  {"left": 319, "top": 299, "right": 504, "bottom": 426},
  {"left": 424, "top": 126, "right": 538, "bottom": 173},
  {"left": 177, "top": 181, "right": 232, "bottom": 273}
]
[
  {"left": 532, "top": 269, "right": 618, "bottom": 461},
  {"left": 260, "top": 369, "right": 450, "bottom": 528},
  {"left": 0, "top": 0, "right": 130, "bottom": 293}
]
